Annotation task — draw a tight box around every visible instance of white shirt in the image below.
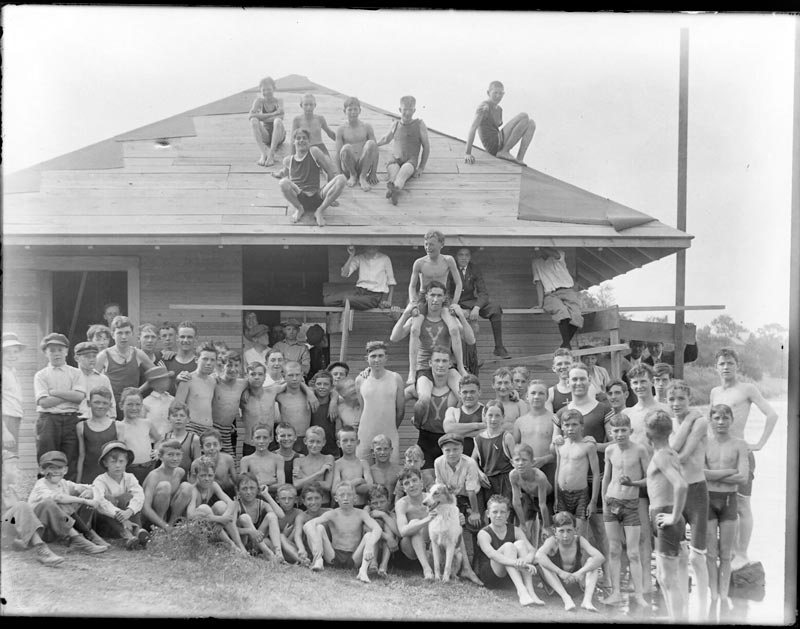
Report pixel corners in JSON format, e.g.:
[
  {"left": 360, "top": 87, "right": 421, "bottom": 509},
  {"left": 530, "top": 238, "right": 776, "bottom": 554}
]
[
  {"left": 344, "top": 253, "right": 397, "bottom": 294},
  {"left": 2, "top": 364, "right": 23, "bottom": 418},
  {"left": 92, "top": 472, "right": 145, "bottom": 516},
  {"left": 531, "top": 250, "right": 574, "bottom": 294},
  {"left": 34, "top": 363, "right": 86, "bottom": 414}
]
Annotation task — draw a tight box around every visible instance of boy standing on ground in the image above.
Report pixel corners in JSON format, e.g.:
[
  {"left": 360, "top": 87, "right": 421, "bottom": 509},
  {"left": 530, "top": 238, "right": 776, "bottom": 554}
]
[
  {"left": 276, "top": 361, "right": 313, "bottom": 448},
  {"left": 162, "top": 321, "right": 199, "bottom": 395},
  {"left": 355, "top": 341, "right": 405, "bottom": 463},
  {"left": 369, "top": 434, "right": 403, "bottom": 505},
  {"left": 668, "top": 380, "right": 711, "bottom": 617},
  {"left": 513, "top": 380, "right": 556, "bottom": 514},
  {"left": 442, "top": 373, "right": 485, "bottom": 457},
  {"left": 335, "top": 96, "right": 379, "bottom": 192},
  {"left": 240, "top": 424, "right": 285, "bottom": 497},
  {"left": 464, "top": 80, "right": 535, "bottom": 166},
  {"left": 704, "top": 404, "right": 750, "bottom": 620},
  {"left": 175, "top": 342, "right": 218, "bottom": 437},
  {"left": 276, "top": 129, "right": 346, "bottom": 227},
  {"left": 376, "top": 95, "right": 430, "bottom": 205},
  {"left": 249, "top": 76, "right": 285, "bottom": 167},
  {"left": 554, "top": 409, "right": 599, "bottom": 538},
  {"left": 332, "top": 426, "right": 374, "bottom": 507},
  {"left": 600, "top": 414, "right": 650, "bottom": 608},
  {"left": 709, "top": 348, "right": 778, "bottom": 570},
  {"left": 33, "top": 333, "right": 86, "bottom": 481},
  {"left": 645, "top": 409, "right": 689, "bottom": 622},
  {"left": 74, "top": 341, "right": 115, "bottom": 422},
  {"left": 491, "top": 367, "right": 529, "bottom": 430},
  {"left": 211, "top": 351, "right": 248, "bottom": 458}
]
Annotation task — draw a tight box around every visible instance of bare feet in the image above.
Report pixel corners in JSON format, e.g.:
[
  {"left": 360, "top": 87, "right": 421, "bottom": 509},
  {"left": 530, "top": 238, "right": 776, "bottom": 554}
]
[
  {"left": 581, "top": 602, "right": 599, "bottom": 612},
  {"left": 257, "top": 155, "right": 268, "bottom": 167},
  {"left": 330, "top": 200, "right": 339, "bottom": 207},
  {"left": 496, "top": 150, "right": 517, "bottom": 163},
  {"left": 377, "top": 568, "right": 388, "bottom": 578},
  {"left": 359, "top": 176, "right": 371, "bottom": 192},
  {"left": 460, "top": 569, "right": 484, "bottom": 587},
  {"left": 314, "top": 210, "right": 326, "bottom": 227},
  {"left": 564, "top": 600, "right": 577, "bottom": 612},
  {"left": 526, "top": 586, "right": 545, "bottom": 605},
  {"left": 357, "top": 569, "right": 371, "bottom": 583},
  {"left": 600, "top": 593, "right": 624, "bottom": 606},
  {"left": 423, "top": 568, "right": 434, "bottom": 580},
  {"left": 264, "top": 153, "right": 275, "bottom": 167},
  {"left": 346, "top": 176, "right": 357, "bottom": 188},
  {"left": 311, "top": 555, "right": 324, "bottom": 572},
  {"left": 386, "top": 181, "right": 395, "bottom": 199},
  {"left": 291, "top": 209, "right": 303, "bottom": 223}
]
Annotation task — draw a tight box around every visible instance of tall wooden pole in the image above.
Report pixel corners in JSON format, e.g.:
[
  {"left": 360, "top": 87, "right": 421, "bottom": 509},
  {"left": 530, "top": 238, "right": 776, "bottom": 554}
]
[{"left": 675, "top": 28, "right": 689, "bottom": 378}]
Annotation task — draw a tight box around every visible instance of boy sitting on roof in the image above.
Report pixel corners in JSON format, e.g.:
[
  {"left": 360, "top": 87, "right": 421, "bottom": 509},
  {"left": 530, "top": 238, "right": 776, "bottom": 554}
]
[
  {"left": 376, "top": 95, "right": 430, "bottom": 206},
  {"left": 274, "top": 128, "right": 346, "bottom": 227},
  {"left": 249, "top": 76, "right": 286, "bottom": 168},
  {"left": 335, "top": 96, "right": 379, "bottom": 192},
  {"left": 464, "top": 80, "right": 535, "bottom": 166}
]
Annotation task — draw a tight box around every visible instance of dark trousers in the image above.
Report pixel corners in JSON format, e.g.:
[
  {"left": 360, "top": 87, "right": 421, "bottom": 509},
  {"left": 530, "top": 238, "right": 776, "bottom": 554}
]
[
  {"left": 417, "top": 429, "right": 444, "bottom": 470},
  {"left": 35, "top": 412, "right": 80, "bottom": 481}
]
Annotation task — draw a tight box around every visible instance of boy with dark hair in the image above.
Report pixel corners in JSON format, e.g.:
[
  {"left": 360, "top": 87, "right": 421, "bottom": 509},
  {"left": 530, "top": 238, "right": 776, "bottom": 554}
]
[
  {"left": 33, "top": 333, "right": 86, "bottom": 481},
  {"left": 175, "top": 342, "right": 218, "bottom": 436},
  {"left": 376, "top": 94, "right": 431, "bottom": 205},
  {"left": 335, "top": 96, "right": 379, "bottom": 192}
]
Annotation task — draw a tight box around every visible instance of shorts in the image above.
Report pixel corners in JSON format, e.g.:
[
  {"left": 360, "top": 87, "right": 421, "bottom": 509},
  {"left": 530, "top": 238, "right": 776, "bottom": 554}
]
[
  {"left": 542, "top": 287, "right": 584, "bottom": 328},
  {"left": 682, "top": 481, "right": 708, "bottom": 550},
  {"left": 557, "top": 486, "right": 590, "bottom": 520},
  {"left": 414, "top": 368, "right": 434, "bottom": 384},
  {"left": 649, "top": 505, "right": 686, "bottom": 558},
  {"left": 329, "top": 547, "right": 356, "bottom": 569},
  {"left": 603, "top": 497, "right": 641, "bottom": 527},
  {"left": 417, "top": 429, "right": 443, "bottom": 470},
  {"left": 708, "top": 491, "right": 738, "bottom": 523},
  {"left": 519, "top": 492, "right": 541, "bottom": 521},
  {"left": 477, "top": 563, "right": 512, "bottom": 590},
  {"left": 456, "top": 494, "right": 480, "bottom": 533},
  {"left": 299, "top": 192, "right": 324, "bottom": 214},
  {"left": 738, "top": 450, "right": 755, "bottom": 497}
]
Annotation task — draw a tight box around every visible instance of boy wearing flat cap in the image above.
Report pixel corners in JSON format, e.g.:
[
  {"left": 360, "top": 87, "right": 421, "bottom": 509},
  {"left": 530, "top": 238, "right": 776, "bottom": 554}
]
[
  {"left": 33, "top": 333, "right": 86, "bottom": 481},
  {"left": 74, "top": 341, "right": 115, "bottom": 421},
  {"left": 92, "top": 440, "right": 150, "bottom": 549},
  {"left": 273, "top": 319, "right": 311, "bottom": 378},
  {"left": 27, "top": 450, "right": 108, "bottom": 553},
  {"left": 431, "top": 432, "right": 484, "bottom": 584}
]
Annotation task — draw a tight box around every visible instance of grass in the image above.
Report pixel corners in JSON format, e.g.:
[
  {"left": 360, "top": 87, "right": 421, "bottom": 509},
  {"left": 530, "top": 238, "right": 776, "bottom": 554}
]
[{"left": 3, "top": 535, "right": 641, "bottom": 621}]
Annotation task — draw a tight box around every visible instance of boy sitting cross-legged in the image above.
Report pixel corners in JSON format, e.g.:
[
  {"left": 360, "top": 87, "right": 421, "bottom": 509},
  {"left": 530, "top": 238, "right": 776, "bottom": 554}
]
[
  {"left": 141, "top": 439, "right": 194, "bottom": 533},
  {"left": 92, "top": 440, "right": 150, "bottom": 550},
  {"left": 235, "top": 472, "right": 286, "bottom": 562},
  {"left": 363, "top": 484, "right": 400, "bottom": 577},
  {"left": 273, "top": 483, "right": 307, "bottom": 565},
  {"left": 535, "top": 511, "right": 605, "bottom": 612},
  {"left": 293, "top": 481, "right": 332, "bottom": 565},
  {"left": 186, "top": 455, "right": 248, "bottom": 556},
  {"left": 303, "top": 481, "right": 383, "bottom": 583}
]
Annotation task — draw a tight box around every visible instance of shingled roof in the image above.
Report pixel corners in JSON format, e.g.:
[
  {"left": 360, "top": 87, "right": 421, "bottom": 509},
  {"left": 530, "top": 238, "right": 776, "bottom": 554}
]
[{"left": 3, "top": 74, "right": 692, "bottom": 289}]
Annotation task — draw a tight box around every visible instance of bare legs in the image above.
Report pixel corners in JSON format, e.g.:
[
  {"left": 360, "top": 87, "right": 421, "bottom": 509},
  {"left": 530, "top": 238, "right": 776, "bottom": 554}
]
[
  {"left": 279, "top": 175, "right": 346, "bottom": 226},
  {"left": 340, "top": 141, "right": 379, "bottom": 191},
  {"left": 490, "top": 541, "right": 545, "bottom": 606},
  {"left": 496, "top": 114, "right": 536, "bottom": 166},
  {"left": 251, "top": 119, "right": 286, "bottom": 167}
]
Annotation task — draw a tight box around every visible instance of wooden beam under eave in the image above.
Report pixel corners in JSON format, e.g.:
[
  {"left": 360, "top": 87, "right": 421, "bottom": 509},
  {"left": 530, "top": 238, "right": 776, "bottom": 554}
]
[
  {"left": 574, "top": 263, "right": 605, "bottom": 289},
  {"left": 604, "top": 247, "right": 644, "bottom": 271},
  {"left": 632, "top": 247, "right": 660, "bottom": 262},
  {"left": 579, "top": 247, "right": 625, "bottom": 278}
]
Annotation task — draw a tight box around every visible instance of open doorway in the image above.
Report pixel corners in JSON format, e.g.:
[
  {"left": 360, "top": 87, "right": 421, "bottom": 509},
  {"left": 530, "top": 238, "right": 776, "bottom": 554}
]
[
  {"left": 52, "top": 271, "right": 127, "bottom": 364},
  {"left": 242, "top": 245, "right": 328, "bottom": 328}
]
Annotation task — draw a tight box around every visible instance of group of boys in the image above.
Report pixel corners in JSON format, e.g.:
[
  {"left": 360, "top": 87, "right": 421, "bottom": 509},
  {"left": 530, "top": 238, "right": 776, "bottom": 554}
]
[
  {"left": 251, "top": 77, "right": 534, "bottom": 225},
  {"left": 2, "top": 299, "right": 779, "bottom": 623}
]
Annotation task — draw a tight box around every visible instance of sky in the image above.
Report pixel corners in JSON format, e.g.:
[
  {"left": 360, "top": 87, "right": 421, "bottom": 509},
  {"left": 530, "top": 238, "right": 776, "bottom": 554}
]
[{"left": 2, "top": 7, "right": 795, "bottom": 333}]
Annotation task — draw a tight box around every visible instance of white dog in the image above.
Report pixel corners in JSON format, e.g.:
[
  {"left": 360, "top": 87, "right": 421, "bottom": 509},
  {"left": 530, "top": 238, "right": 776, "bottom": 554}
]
[{"left": 422, "top": 482, "right": 464, "bottom": 582}]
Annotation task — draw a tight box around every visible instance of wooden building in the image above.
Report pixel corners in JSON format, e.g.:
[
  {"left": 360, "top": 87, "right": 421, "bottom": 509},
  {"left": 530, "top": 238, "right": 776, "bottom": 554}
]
[{"left": 3, "top": 74, "right": 693, "bottom": 467}]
